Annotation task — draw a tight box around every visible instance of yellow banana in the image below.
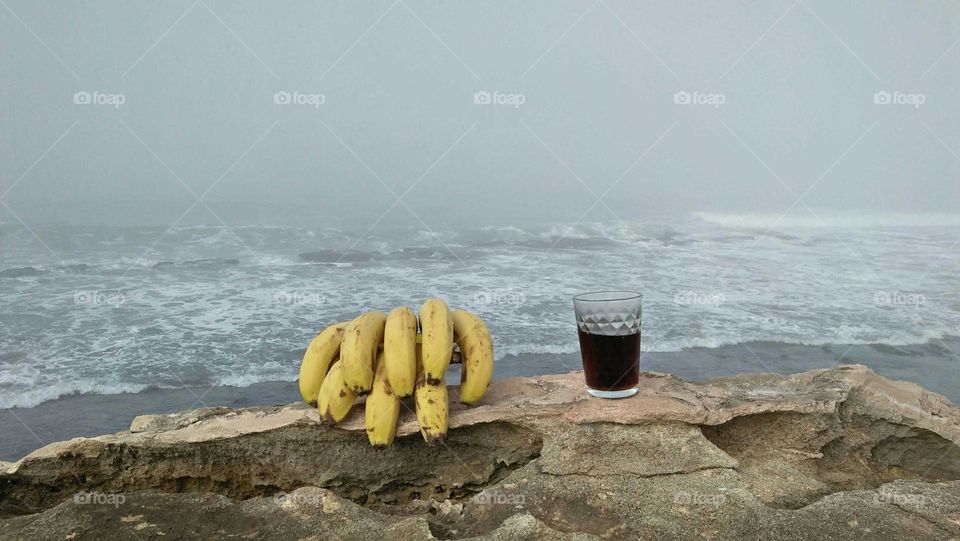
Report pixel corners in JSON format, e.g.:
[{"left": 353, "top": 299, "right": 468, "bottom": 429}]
[
  {"left": 418, "top": 298, "right": 453, "bottom": 384},
  {"left": 365, "top": 351, "right": 400, "bottom": 449},
  {"left": 317, "top": 361, "right": 356, "bottom": 425},
  {"left": 414, "top": 344, "right": 448, "bottom": 446},
  {"left": 298, "top": 321, "right": 350, "bottom": 406},
  {"left": 384, "top": 306, "right": 417, "bottom": 398},
  {"left": 340, "top": 311, "right": 387, "bottom": 394},
  {"left": 452, "top": 309, "right": 494, "bottom": 405}
]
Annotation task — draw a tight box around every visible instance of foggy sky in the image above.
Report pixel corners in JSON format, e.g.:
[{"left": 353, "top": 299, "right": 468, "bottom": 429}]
[{"left": 2, "top": 0, "right": 959, "bottom": 228}]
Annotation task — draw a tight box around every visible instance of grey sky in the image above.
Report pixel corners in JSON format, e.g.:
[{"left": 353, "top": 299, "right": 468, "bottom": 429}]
[{"left": 2, "top": 0, "right": 959, "bottom": 228}]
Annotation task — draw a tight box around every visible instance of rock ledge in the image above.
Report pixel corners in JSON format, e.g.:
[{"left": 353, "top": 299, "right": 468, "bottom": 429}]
[{"left": 1, "top": 365, "right": 959, "bottom": 540}]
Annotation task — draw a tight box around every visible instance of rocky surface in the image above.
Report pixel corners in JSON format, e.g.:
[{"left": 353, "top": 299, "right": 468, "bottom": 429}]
[{"left": 1, "top": 364, "right": 959, "bottom": 540}]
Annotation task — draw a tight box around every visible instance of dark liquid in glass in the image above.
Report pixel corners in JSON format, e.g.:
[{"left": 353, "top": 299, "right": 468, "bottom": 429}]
[{"left": 577, "top": 330, "right": 640, "bottom": 391}]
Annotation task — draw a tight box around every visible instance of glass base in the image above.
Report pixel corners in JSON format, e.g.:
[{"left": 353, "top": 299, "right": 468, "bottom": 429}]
[{"left": 587, "top": 387, "right": 638, "bottom": 399}]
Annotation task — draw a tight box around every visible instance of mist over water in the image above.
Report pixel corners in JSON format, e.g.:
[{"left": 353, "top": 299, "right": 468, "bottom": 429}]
[{"left": 3, "top": 1, "right": 960, "bottom": 227}]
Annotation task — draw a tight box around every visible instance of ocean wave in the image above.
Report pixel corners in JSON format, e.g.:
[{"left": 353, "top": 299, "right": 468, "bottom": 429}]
[
  {"left": 247, "top": 254, "right": 302, "bottom": 267},
  {"left": 180, "top": 258, "right": 240, "bottom": 267},
  {"left": 464, "top": 221, "right": 763, "bottom": 248},
  {"left": 495, "top": 343, "right": 581, "bottom": 360},
  {"left": 298, "top": 246, "right": 457, "bottom": 263},
  {"left": 4, "top": 329, "right": 956, "bottom": 409},
  {"left": 501, "top": 328, "right": 960, "bottom": 357},
  {"left": 466, "top": 227, "right": 648, "bottom": 250},
  {"left": 0, "top": 381, "right": 157, "bottom": 409},
  {"left": 211, "top": 362, "right": 293, "bottom": 388},
  {"left": 0, "top": 266, "right": 46, "bottom": 278},
  {"left": 654, "top": 328, "right": 960, "bottom": 352},
  {"left": 693, "top": 210, "right": 960, "bottom": 229},
  {"left": 3, "top": 218, "right": 959, "bottom": 410},
  {"left": 299, "top": 249, "right": 376, "bottom": 263}
]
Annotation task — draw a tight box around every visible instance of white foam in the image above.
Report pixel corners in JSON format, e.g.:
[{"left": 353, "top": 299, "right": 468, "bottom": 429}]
[
  {"left": 652, "top": 334, "right": 908, "bottom": 353},
  {"left": 212, "top": 362, "right": 294, "bottom": 388},
  {"left": 496, "top": 343, "right": 580, "bottom": 360},
  {"left": 0, "top": 382, "right": 155, "bottom": 409},
  {"left": 693, "top": 210, "right": 960, "bottom": 229}
]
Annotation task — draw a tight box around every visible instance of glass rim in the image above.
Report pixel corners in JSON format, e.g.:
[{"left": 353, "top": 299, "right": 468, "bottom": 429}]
[{"left": 573, "top": 290, "right": 643, "bottom": 303}]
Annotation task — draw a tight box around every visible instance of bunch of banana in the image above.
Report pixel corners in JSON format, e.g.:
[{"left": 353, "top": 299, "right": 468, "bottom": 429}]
[{"left": 296, "top": 299, "right": 495, "bottom": 449}]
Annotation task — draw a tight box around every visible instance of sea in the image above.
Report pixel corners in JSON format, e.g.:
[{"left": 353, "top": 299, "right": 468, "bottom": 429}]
[{"left": 1, "top": 211, "right": 958, "bottom": 460}]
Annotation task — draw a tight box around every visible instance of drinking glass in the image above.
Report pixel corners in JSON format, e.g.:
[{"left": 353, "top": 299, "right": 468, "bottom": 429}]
[{"left": 573, "top": 291, "right": 642, "bottom": 398}]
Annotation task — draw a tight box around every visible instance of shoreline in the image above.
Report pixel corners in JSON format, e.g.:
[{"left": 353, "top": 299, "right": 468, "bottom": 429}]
[{"left": 1, "top": 337, "right": 957, "bottom": 461}]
